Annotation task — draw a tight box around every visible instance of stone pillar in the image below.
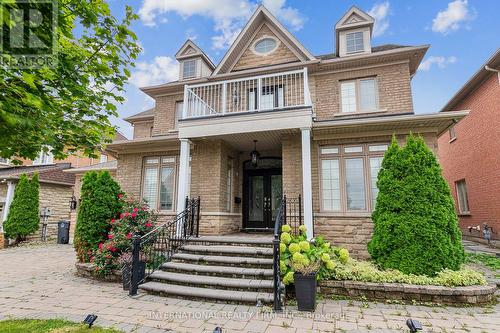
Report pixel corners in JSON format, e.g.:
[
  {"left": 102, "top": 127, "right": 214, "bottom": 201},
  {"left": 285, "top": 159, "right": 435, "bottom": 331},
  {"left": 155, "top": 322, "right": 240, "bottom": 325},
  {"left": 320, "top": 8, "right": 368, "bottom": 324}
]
[{"left": 301, "top": 128, "right": 313, "bottom": 239}]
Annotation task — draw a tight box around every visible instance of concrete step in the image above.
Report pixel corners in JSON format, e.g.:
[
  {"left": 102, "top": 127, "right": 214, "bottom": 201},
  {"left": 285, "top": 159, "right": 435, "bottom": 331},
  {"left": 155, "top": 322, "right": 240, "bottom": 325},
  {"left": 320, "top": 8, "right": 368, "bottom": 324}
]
[
  {"left": 139, "top": 281, "right": 274, "bottom": 304},
  {"left": 149, "top": 271, "right": 274, "bottom": 291},
  {"left": 179, "top": 244, "right": 273, "bottom": 258},
  {"left": 171, "top": 253, "right": 273, "bottom": 268},
  {"left": 184, "top": 235, "right": 273, "bottom": 248},
  {"left": 160, "top": 261, "right": 273, "bottom": 279}
]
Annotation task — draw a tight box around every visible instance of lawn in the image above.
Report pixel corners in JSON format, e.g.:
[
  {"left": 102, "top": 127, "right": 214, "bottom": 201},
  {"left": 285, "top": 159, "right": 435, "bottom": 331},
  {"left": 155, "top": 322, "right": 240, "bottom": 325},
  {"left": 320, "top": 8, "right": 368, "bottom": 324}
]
[
  {"left": 466, "top": 253, "right": 500, "bottom": 271},
  {"left": 0, "top": 319, "right": 122, "bottom": 333}
]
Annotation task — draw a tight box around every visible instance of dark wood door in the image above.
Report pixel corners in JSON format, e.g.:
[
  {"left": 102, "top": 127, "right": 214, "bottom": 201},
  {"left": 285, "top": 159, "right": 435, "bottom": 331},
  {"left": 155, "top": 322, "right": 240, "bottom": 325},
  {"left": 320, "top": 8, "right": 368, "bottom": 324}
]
[{"left": 243, "top": 168, "right": 282, "bottom": 230}]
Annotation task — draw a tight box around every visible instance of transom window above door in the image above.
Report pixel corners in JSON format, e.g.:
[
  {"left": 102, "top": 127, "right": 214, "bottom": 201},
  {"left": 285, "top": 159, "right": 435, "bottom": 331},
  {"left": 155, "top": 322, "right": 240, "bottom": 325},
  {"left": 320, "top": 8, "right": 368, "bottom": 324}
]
[{"left": 340, "top": 77, "right": 378, "bottom": 113}]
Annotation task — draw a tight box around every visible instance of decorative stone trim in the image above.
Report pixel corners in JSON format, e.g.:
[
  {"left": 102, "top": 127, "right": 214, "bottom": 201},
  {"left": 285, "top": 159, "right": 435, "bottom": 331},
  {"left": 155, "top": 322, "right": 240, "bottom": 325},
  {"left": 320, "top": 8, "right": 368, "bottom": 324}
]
[
  {"left": 75, "top": 262, "right": 121, "bottom": 283},
  {"left": 319, "top": 280, "right": 497, "bottom": 305}
]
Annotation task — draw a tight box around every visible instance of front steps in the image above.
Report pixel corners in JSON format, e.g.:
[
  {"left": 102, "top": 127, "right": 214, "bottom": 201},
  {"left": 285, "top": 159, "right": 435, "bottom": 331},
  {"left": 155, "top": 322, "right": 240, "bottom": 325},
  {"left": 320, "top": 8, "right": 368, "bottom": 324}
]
[{"left": 138, "top": 235, "right": 275, "bottom": 304}]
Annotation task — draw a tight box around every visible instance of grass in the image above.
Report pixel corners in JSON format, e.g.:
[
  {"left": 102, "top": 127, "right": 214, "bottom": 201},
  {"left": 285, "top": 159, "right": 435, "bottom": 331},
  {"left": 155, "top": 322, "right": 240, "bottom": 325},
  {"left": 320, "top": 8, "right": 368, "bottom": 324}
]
[
  {"left": 0, "top": 319, "right": 122, "bottom": 333},
  {"left": 466, "top": 253, "right": 500, "bottom": 271}
]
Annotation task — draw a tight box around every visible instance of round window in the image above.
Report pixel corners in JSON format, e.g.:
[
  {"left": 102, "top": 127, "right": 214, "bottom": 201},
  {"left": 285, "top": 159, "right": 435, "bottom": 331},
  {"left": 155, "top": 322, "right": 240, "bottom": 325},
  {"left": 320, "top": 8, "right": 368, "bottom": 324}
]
[{"left": 254, "top": 38, "right": 277, "bottom": 54}]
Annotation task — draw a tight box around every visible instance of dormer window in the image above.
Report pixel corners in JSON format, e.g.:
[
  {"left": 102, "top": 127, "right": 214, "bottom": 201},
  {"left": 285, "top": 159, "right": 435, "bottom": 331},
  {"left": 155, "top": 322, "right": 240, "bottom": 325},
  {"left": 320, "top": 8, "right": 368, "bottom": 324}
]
[
  {"left": 346, "top": 31, "right": 364, "bottom": 54},
  {"left": 182, "top": 59, "right": 197, "bottom": 79}
]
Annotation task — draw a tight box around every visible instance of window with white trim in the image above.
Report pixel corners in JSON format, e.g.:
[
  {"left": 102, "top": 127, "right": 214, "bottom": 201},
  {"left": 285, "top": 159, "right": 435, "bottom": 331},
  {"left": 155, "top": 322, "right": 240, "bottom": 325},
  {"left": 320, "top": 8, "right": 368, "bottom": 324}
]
[
  {"left": 320, "top": 143, "right": 388, "bottom": 212},
  {"left": 183, "top": 60, "right": 197, "bottom": 79},
  {"left": 455, "top": 179, "right": 470, "bottom": 214},
  {"left": 174, "top": 101, "right": 184, "bottom": 128},
  {"left": 449, "top": 125, "right": 456, "bottom": 141},
  {"left": 254, "top": 38, "right": 277, "bottom": 54},
  {"left": 33, "top": 150, "right": 54, "bottom": 165},
  {"left": 340, "top": 77, "right": 378, "bottom": 113},
  {"left": 346, "top": 31, "right": 364, "bottom": 54},
  {"left": 99, "top": 154, "right": 108, "bottom": 163},
  {"left": 142, "top": 156, "right": 176, "bottom": 211}
]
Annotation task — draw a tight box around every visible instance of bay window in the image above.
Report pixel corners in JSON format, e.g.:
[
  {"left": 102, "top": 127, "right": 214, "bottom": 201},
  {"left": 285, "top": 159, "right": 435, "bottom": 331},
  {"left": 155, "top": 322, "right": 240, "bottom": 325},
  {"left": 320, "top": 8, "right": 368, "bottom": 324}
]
[
  {"left": 142, "top": 156, "right": 177, "bottom": 211},
  {"left": 340, "top": 77, "right": 378, "bottom": 113},
  {"left": 320, "top": 144, "right": 387, "bottom": 212}
]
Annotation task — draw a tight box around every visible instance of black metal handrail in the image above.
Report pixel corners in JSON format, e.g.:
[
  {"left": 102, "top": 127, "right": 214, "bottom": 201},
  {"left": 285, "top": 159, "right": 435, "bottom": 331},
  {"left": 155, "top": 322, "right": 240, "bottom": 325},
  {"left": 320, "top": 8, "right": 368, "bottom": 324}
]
[{"left": 129, "top": 197, "right": 200, "bottom": 295}]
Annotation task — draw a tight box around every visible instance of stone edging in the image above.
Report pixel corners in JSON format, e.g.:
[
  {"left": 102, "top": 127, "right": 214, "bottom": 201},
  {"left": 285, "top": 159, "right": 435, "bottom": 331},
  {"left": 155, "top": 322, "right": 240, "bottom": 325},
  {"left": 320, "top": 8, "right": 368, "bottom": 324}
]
[
  {"left": 319, "top": 280, "right": 497, "bottom": 305},
  {"left": 75, "top": 262, "right": 121, "bottom": 283}
]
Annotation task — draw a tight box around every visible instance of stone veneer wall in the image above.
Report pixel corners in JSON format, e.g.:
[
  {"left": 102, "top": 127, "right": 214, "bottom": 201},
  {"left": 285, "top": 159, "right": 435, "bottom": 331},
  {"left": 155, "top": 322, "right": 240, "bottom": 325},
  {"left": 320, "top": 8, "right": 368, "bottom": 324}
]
[{"left": 152, "top": 93, "right": 183, "bottom": 135}]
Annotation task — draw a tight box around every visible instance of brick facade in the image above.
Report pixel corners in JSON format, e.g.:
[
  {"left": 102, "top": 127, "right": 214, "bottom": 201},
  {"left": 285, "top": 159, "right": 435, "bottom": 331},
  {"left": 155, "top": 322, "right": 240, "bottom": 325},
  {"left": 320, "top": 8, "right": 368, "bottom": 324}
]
[
  {"left": 133, "top": 121, "right": 154, "bottom": 139},
  {"left": 438, "top": 73, "right": 500, "bottom": 240},
  {"left": 153, "top": 93, "right": 183, "bottom": 135}
]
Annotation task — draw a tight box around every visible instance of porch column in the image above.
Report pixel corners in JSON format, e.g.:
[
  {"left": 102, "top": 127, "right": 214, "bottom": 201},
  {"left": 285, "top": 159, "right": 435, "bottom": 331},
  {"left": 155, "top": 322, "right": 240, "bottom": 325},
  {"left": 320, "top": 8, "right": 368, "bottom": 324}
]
[
  {"left": 300, "top": 128, "right": 313, "bottom": 239},
  {"left": 1, "top": 181, "right": 16, "bottom": 226},
  {"left": 176, "top": 139, "right": 191, "bottom": 215}
]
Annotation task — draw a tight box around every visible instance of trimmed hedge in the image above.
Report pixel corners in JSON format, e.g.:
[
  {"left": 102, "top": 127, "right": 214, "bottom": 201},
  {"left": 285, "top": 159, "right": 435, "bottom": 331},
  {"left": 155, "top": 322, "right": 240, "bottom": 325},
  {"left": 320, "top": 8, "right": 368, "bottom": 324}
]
[
  {"left": 3, "top": 173, "right": 40, "bottom": 242},
  {"left": 368, "top": 135, "right": 465, "bottom": 276},
  {"left": 74, "top": 171, "right": 122, "bottom": 262}
]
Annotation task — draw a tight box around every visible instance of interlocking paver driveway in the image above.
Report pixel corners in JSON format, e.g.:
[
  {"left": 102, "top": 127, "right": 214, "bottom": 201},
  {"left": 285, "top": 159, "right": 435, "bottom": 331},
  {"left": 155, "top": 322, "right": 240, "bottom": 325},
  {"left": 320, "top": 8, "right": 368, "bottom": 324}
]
[{"left": 0, "top": 244, "right": 498, "bottom": 333}]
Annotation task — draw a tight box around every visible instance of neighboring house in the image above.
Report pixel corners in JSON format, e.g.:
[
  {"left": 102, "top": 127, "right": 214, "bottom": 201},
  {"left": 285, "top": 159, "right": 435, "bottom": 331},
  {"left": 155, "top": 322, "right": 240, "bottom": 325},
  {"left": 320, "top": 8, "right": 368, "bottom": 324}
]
[
  {"left": 0, "top": 163, "right": 75, "bottom": 242},
  {"left": 63, "top": 160, "right": 118, "bottom": 243},
  {"left": 438, "top": 49, "right": 500, "bottom": 243},
  {"left": 106, "top": 6, "right": 466, "bottom": 258}
]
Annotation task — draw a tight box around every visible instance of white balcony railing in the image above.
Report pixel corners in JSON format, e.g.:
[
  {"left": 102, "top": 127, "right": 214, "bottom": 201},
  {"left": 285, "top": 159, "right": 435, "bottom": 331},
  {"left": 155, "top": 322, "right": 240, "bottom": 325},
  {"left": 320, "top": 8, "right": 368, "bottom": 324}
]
[{"left": 182, "top": 68, "right": 311, "bottom": 119}]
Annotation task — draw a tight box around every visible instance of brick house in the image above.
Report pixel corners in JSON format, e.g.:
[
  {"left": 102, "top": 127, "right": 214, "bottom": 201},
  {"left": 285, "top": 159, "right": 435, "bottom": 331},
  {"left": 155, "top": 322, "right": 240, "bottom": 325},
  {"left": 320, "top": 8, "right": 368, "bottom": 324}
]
[
  {"left": 438, "top": 49, "right": 500, "bottom": 243},
  {"left": 0, "top": 163, "right": 75, "bottom": 245},
  {"left": 106, "top": 6, "right": 465, "bottom": 258}
]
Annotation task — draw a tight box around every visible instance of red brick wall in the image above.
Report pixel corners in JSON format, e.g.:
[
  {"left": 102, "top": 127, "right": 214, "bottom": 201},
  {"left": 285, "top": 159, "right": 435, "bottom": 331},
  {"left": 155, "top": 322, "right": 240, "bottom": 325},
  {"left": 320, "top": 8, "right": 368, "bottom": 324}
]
[{"left": 438, "top": 73, "right": 500, "bottom": 240}]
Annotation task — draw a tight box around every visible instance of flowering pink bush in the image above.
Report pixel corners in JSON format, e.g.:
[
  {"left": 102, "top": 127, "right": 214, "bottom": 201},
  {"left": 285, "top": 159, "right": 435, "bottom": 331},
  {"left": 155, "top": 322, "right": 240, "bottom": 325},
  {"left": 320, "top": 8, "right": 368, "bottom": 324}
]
[{"left": 92, "top": 195, "right": 158, "bottom": 276}]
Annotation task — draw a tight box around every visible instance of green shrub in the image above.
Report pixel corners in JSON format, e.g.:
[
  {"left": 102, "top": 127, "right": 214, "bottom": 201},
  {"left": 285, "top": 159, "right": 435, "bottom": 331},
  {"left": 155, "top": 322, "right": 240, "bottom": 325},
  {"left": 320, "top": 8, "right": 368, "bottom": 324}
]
[
  {"left": 367, "top": 134, "right": 465, "bottom": 276},
  {"left": 74, "top": 171, "right": 122, "bottom": 262},
  {"left": 3, "top": 173, "right": 39, "bottom": 242},
  {"left": 327, "top": 257, "right": 486, "bottom": 287}
]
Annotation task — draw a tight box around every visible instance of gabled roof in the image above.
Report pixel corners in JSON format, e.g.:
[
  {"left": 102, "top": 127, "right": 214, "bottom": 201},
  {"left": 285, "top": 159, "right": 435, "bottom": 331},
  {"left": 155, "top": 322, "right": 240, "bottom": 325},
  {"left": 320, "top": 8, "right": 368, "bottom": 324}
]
[
  {"left": 175, "top": 39, "right": 215, "bottom": 69},
  {"left": 123, "top": 108, "right": 155, "bottom": 123},
  {"left": 335, "top": 6, "right": 374, "bottom": 31},
  {"left": 213, "top": 5, "right": 315, "bottom": 75},
  {"left": 0, "top": 163, "right": 75, "bottom": 186},
  {"left": 441, "top": 48, "right": 500, "bottom": 112}
]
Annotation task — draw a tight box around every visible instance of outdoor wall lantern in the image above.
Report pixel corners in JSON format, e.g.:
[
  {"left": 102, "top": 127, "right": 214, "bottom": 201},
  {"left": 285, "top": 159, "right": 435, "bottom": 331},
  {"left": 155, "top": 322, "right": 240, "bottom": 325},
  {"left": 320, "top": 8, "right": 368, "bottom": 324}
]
[
  {"left": 250, "top": 140, "right": 260, "bottom": 167},
  {"left": 69, "top": 195, "right": 77, "bottom": 211}
]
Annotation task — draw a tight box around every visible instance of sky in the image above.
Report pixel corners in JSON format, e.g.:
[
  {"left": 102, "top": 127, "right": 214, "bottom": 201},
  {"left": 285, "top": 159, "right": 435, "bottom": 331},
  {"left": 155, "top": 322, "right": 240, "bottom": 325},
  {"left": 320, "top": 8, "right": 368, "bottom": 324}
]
[{"left": 107, "top": 0, "right": 500, "bottom": 139}]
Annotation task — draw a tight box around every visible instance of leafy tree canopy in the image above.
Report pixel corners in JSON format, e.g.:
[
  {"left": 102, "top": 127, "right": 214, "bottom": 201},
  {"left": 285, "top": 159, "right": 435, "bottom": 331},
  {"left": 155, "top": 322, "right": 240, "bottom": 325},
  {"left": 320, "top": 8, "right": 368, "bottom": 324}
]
[{"left": 0, "top": 0, "right": 141, "bottom": 163}]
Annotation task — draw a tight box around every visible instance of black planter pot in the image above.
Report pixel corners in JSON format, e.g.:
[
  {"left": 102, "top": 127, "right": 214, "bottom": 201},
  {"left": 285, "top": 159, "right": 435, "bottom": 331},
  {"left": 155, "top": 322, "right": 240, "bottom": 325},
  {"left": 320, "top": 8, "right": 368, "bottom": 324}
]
[
  {"left": 294, "top": 272, "right": 317, "bottom": 311},
  {"left": 122, "top": 261, "right": 146, "bottom": 290}
]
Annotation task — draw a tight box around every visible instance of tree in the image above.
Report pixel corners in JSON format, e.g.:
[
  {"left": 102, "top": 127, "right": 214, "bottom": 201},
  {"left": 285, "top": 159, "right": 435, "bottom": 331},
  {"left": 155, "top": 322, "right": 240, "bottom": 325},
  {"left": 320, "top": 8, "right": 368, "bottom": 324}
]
[
  {"left": 0, "top": 1, "right": 141, "bottom": 163},
  {"left": 367, "top": 134, "right": 465, "bottom": 276},
  {"left": 74, "top": 171, "right": 122, "bottom": 262},
  {"left": 4, "top": 173, "right": 40, "bottom": 242}
]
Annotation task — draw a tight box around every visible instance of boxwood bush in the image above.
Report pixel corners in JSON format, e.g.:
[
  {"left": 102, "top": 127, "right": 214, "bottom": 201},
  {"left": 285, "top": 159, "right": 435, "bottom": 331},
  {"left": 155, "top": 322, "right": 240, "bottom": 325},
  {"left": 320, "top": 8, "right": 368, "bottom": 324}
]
[
  {"left": 368, "top": 134, "right": 465, "bottom": 276},
  {"left": 74, "top": 171, "right": 122, "bottom": 262}
]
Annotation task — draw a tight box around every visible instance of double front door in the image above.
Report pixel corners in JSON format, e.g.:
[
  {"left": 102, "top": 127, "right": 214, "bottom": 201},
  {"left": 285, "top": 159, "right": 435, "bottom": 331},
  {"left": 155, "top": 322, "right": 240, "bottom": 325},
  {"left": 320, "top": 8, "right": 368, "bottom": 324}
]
[{"left": 244, "top": 168, "right": 282, "bottom": 230}]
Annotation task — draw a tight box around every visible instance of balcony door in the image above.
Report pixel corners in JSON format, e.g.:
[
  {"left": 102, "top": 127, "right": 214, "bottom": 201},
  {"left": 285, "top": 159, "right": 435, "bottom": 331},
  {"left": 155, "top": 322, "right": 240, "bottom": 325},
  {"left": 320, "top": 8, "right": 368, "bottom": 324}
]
[
  {"left": 247, "top": 85, "right": 284, "bottom": 111},
  {"left": 243, "top": 158, "right": 282, "bottom": 230}
]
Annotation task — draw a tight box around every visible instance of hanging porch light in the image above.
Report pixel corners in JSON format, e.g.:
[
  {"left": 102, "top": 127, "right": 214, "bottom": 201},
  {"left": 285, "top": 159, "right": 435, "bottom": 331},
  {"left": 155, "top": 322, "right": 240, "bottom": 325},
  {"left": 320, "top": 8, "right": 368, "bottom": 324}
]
[{"left": 250, "top": 140, "right": 260, "bottom": 167}]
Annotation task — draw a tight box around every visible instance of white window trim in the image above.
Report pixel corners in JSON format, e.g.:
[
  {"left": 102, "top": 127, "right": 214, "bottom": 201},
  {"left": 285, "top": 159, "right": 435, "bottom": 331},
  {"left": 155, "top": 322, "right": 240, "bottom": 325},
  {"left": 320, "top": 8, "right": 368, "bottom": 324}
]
[
  {"left": 251, "top": 35, "right": 280, "bottom": 56},
  {"left": 33, "top": 149, "right": 54, "bottom": 165},
  {"left": 340, "top": 77, "right": 379, "bottom": 113},
  {"left": 141, "top": 156, "right": 178, "bottom": 212},
  {"left": 319, "top": 143, "right": 387, "bottom": 214},
  {"left": 345, "top": 31, "right": 364, "bottom": 54},
  {"left": 182, "top": 59, "right": 198, "bottom": 80}
]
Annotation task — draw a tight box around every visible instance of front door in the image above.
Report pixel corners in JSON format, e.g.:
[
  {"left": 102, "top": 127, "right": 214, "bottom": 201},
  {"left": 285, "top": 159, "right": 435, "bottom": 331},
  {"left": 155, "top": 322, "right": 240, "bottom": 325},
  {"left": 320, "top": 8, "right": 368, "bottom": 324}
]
[{"left": 244, "top": 168, "right": 282, "bottom": 230}]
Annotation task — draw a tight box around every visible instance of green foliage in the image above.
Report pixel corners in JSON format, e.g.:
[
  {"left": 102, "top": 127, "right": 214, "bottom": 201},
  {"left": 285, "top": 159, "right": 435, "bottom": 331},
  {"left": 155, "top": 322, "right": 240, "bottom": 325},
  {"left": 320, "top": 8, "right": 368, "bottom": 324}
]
[
  {"left": 368, "top": 134, "right": 465, "bottom": 276},
  {"left": 280, "top": 226, "right": 339, "bottom": 285},
  {"left": 326, "top": 257, "right": 487, "bottom": 287},
  {"left": 0, "top": 319, "right": 122, "bottom": 333},
  {"left": 0, "top": 1, "right": 141, "bottom": 162},
  {"left": 466, "top": 253, "right": 500, "bottom": 271},
  {"left": 92, "top": 197, "right": 157, "bottom": 277},
  {"left": 3, "top": 173, "right": 40, "bottom": 241},
  {"left": 74, "top": 171, "right": 122, "bottom": 262}
]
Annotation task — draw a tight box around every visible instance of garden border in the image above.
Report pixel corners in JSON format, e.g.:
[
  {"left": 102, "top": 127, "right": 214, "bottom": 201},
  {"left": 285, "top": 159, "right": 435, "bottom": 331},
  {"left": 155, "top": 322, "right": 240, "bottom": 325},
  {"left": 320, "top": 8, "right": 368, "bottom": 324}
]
[
  {"left": 75, "top": 262, "right": 121, "bottom": 283},
  {"left": 319, "top": 280, "right": 497, "bottom": 305}
]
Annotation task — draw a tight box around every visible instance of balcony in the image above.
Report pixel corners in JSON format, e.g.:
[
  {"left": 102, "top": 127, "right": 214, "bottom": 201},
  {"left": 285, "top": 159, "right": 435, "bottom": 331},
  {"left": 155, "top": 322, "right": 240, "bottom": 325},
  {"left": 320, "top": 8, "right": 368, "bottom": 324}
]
[{"left": 182, "top": 68, "right": 312, "bottom": 120}]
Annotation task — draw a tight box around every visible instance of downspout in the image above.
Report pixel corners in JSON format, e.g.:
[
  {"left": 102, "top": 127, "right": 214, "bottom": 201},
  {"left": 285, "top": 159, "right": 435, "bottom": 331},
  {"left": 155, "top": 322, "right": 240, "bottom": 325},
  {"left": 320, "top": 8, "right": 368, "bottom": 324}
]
[{"left": 484, "top": 66, "right": 500, "bottom": 84}]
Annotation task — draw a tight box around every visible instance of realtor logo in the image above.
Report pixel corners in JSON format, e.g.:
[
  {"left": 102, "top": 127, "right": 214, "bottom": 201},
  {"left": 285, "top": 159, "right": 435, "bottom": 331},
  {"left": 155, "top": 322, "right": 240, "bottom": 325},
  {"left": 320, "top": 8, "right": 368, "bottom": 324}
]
[{"left": 0, "top": 0, "right": 57, "bottom": 68}]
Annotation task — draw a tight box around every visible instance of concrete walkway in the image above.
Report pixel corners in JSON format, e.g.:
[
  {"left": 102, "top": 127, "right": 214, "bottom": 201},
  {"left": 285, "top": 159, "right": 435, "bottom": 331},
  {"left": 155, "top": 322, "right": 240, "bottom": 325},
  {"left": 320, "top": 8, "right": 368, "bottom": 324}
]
[
  {"left": 463, "top": 239, "right": 500, "bottom": 256},
  {"left": 0, "top": 244, "right": 499, "bottom": 333}
]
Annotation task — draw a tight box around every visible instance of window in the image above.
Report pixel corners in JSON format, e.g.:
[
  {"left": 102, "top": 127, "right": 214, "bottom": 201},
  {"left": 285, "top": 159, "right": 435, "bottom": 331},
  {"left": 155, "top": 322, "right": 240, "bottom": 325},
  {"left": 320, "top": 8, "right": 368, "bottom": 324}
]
[
  {"left": 254, "top": 38, "right": 277, "bottom": 54},
  {"left": 0, "top": 157, "right": 10, "bottom": 165},
  {"left": 33, "top": 150, "right": 54, "bottom": 165},
  {"left": 320, "top": 143, "right": 388, "bottom": 212},
  {"left": 174, "top": 101, "right": 184, "bottom": 129},
  {"left": 340, "top": 78, "right": 378, "bottom": 113},
  {"left": 346, "top": 31, "right": 364, "bottom": 54},
  {"left": 226, "top": 158, "right": 233, "bottom": 212},
  {"left": 449, "top": 125, "right": 456, "bottom": 141},
  {"left": 456, "top": 180, "right": 470, "bottom": 214},
  {"left": 142, "top": 156, "right": 176, "bottom": 211},
  {"left": 183, "top": 60, "right": 196, "bottom": 79},
  {"left": 99, "top": 154, "right": 108, "bottom": 163}
]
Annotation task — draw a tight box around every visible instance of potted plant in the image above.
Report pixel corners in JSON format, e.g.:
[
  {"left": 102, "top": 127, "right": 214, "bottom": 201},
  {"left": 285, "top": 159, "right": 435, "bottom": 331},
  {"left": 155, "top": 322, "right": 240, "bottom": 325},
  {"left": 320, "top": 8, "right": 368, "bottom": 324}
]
[{"left": 292, "top": 260, "right": 320, "bottom": 311}]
